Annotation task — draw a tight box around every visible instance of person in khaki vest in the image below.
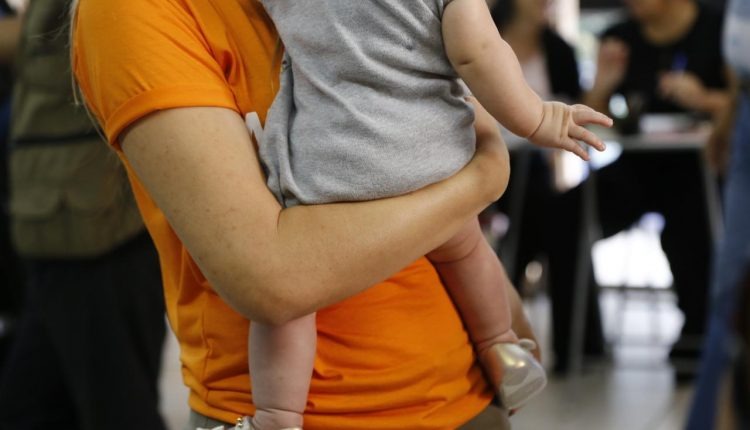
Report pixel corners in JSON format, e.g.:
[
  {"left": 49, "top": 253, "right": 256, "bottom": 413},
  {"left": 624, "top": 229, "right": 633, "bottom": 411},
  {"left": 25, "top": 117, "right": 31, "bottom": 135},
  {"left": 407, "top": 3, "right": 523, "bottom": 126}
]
[{"left": 0, "top": 1, "right": 167, "bottom": 429}]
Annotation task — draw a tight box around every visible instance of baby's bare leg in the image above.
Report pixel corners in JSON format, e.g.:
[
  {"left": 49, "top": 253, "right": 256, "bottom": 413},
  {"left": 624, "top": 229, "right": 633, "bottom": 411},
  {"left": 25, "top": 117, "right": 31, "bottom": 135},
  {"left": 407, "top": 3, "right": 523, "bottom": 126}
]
[
  {"left": 428, "top": 217, "right": 517, "bottom": 352},
  {"left": 430, "top": 218, "right": 547, "bottom": 409},
  {"left": 250, "top": 313, "right": 316, "bottom": 430}
]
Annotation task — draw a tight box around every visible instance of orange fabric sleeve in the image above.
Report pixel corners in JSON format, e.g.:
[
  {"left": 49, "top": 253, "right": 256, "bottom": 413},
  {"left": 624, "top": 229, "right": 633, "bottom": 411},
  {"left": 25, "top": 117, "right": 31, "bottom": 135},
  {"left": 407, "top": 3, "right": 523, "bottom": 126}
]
[{"left": 73, "top": 0, "right": 238, "bottom": 146}]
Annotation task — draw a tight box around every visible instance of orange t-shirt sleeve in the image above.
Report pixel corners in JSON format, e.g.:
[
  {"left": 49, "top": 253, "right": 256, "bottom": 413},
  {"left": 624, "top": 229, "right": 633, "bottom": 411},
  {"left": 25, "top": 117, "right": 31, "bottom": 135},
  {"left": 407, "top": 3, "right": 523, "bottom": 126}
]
[{"left": 73, "top": 0, "right": 238, "bottom": 146}]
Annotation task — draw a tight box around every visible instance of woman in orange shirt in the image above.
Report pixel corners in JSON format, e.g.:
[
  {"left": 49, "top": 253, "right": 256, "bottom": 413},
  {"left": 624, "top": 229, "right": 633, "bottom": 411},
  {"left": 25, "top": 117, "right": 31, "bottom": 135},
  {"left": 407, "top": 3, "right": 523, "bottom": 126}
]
[{"left": 72, "top": 0, "right": 539, "bottom": 428}]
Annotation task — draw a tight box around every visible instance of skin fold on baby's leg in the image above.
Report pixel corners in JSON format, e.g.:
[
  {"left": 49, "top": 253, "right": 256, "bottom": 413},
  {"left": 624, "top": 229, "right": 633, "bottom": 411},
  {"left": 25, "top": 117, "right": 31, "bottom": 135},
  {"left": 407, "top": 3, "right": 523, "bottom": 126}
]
[{"left": 427, "top": 217, "right": 518, "bottom": 353}]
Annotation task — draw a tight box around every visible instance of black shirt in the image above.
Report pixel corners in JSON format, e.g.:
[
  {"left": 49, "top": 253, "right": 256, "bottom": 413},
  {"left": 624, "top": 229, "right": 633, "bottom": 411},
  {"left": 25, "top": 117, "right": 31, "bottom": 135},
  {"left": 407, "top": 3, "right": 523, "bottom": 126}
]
[
  {"left": 602, "top": 3, "right": 727, "bottom": 113},
  {"left": 543, "top": 28, "right": 582, "bottom": 102}
]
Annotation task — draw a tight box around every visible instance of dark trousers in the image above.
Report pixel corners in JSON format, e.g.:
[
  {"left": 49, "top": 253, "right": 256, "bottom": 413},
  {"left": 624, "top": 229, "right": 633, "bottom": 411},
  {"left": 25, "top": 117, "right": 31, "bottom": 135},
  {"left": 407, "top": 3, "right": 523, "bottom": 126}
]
[
  {"left": 607, "top": 151, "right": 710, "bottom": 338},
  {"left": 0, "top": 213, "right": 25, "bottom": 369},
  {"left": 0, "top": 101, "right": 26, "bottom": 369},
  {"left": 497, "top": 149, "right": 710, "bottom": 372},
  {"left": 687, "top": 94, "right": 750, "bottom": 429},
  {"left": 552, "top": 151, "right": 711, "bottom": 359},
  {"left": 496, "top": 151, "right": 605, "bottom": 372},
  {"left": 0, "top": 232, "right": 167, "bottom": 430}
]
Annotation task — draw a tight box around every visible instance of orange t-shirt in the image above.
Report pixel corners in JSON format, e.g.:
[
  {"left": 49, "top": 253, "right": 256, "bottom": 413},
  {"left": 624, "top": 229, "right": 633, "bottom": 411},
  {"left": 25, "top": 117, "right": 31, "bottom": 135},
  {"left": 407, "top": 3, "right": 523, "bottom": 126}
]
[{"left": 73, "top": 0, "right": 492, "bottom": 428}]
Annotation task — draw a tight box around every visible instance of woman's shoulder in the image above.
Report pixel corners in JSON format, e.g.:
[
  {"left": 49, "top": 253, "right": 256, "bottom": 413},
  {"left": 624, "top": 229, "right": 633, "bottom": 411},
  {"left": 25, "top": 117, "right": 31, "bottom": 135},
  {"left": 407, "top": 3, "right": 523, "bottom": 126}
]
[
  {"left": 73, "top": 0, "right": 275, "bottom": 145},
  {"left": 76, "top": 0, "right": 186, "bottom": 28}
]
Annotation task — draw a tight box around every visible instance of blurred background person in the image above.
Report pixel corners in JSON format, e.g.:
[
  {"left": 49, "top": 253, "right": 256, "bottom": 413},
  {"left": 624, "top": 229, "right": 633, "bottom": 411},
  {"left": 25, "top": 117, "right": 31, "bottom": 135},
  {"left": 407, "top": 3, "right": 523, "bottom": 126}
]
[
  {"left": 569, "top": 0, "right": 729, "bottom": 381},
  {"left": 585, "top": 0, "right": 729, "bottom": 118},
  {"left": 0, "top": 0, "right": 23, "bottom": 369},
  {"left": 488, "top": 0, "right": 607, "bottom": 374},
  {"left": 491, "top": 0, "right": 581, "bottom": 103},
  {"left": 0, "top": 1, "right": 167, "bottom": 429},
  {"left": 686, "top": 0, "right": 750, "bottom": 426}
]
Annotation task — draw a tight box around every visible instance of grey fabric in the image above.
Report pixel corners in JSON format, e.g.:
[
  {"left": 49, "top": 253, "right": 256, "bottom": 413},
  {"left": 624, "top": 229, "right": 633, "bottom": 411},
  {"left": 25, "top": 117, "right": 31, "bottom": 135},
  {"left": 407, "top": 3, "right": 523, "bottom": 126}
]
[{"left": 259, "top": 0, "right": 475, "bottom": 207}]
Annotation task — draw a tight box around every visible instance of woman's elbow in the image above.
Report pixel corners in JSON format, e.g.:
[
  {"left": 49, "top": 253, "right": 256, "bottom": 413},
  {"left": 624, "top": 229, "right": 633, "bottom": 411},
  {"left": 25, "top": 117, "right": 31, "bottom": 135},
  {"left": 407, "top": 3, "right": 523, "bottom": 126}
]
[
  {"left": 253, "top": 293, "right": 313, "bottom": 326},
  {"left": 221, "top": 276, "right": 317, "bottom": 325}
]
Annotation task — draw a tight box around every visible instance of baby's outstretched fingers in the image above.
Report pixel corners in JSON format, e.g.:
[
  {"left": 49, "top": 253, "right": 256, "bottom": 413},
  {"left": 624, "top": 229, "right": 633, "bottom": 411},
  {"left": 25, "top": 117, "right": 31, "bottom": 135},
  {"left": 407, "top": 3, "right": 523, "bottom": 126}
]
[
  {"left": 561, "top": 136, "right": 590, "bottom": 161},
  {"left": 571, "top": 104, "right": 614, "bottom": 128},
  {"left": 569, "top": 124, "right": 606, "bottom": 152}
]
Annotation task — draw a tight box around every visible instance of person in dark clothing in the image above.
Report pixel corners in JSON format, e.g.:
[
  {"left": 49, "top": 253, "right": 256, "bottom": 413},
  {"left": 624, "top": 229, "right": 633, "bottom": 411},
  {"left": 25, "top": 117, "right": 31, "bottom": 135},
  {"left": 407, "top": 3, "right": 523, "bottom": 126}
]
[
  {"left": 686, "top": 0, "right": 750, "bottom": 425},
  {"left": 490, "top": 0, "right": 607, "bottom": 373},
  {"left": 491, "top": 0, "right": 582, "bottom": 103},
  {"left": 0, "top": 1, "right": 167, "bottom": 429},
  {"left": 577, "top": 0, "right": 731, "bottom": 379},
  {"left": 586, "top": 0, "right": 728, "bottom": 117}
]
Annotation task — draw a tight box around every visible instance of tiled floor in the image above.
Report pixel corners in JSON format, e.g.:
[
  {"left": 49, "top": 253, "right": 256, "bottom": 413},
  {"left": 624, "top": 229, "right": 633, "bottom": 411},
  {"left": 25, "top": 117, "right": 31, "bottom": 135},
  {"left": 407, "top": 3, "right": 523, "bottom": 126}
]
[
  {"left": 510, "top": 288, "right": 691, "bottom": 430},
  {"left": 511, "top": 364, "right": 691, "bottom": 430},
  {"left": 159, "top": 327, "right": 189, "bottom": 430}
]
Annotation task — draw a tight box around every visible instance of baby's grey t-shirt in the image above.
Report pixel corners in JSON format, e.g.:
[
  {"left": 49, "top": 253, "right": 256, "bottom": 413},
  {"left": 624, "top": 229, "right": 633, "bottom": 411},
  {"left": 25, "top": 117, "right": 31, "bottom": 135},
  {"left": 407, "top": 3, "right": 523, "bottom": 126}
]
[{"left": 259, "top": 0, "right": 475, "bottom": 207}]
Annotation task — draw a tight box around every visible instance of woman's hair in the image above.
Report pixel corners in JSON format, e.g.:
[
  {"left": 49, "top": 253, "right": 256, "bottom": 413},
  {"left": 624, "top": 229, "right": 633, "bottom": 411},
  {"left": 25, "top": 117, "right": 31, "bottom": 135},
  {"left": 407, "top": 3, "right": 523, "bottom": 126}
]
[
  {"left": 69, "top": 0, "right": 78, "bottom": 37},
  {"left": 69, "top": 0, "right": 80, "bottom": 101},
  {"left": 67, "top": 0, "right": 121, "bottom": 190},
  {"left": 490, "top": 0, "right": 516, "bottom": 31}
]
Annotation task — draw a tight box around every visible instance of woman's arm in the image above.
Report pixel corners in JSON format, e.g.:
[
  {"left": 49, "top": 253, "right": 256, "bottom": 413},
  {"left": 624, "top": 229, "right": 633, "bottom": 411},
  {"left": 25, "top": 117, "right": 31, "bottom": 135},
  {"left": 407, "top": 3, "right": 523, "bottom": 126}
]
[
  {"left": 121, "top": 100, "right": 509, "bottom": 325},
  {"left": 658, "top": 70, "right": 733, "bottom": 117},
  {"left": 705, "top": 70, "right": 740, "bottom": 174},
  {"left": 582, "top": 38, "right": 630, "bottom": 115}
]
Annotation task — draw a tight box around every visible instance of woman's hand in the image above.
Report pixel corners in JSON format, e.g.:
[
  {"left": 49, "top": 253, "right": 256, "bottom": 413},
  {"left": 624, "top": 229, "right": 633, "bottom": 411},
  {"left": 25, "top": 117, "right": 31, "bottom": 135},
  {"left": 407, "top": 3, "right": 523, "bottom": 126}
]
[
  {"left": 659, "top": 71, "right": 707, "bottom": 111},
  {"left": 659, "top": 71, "right": 732, "bottom": 116},
  {"left": 705, "top": 81, "right": 740, "bottom": 175},
  {"left": 584, "top": 38, "right": 629, "bottom": 114}
]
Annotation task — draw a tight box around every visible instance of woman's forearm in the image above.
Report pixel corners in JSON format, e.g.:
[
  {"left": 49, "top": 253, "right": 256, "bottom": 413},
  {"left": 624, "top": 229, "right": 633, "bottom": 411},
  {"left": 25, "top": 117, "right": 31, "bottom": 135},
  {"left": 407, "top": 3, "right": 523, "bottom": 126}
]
[
  {"left": 700, "top": 90, "right": 732, "bottom": 118},
  {"left": 122, "top": 106, "right": 509, "bottom": 325},
  {"left": 0, "top": 16, "right": 21, "bottom": 65},
  {"left": 582, "top": 87, "right": 612, "bottom": 117},
  {"left": 239, "top": 123, "right": 510, "bottom": 324},
  {"left": 267, "top": 152, "right": 506, "bottom": 322}
]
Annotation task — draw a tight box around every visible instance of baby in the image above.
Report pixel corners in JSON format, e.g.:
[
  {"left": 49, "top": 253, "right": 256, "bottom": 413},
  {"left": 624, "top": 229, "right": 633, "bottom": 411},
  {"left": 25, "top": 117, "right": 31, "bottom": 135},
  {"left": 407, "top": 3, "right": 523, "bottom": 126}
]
[{"left": 248, "top": 1, "right": 612, "bottom": 429}]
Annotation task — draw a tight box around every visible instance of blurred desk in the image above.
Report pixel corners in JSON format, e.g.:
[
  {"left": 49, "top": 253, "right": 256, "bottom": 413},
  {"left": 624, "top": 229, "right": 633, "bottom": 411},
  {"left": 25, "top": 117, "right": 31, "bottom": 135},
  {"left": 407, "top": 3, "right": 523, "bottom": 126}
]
[
  {"left": 594, "top": 121, "right": 720, "bottom": 241},
  {"left": 497, "top": 120, "right": 718, "bottom": 373},
  {"left": 613, "top": 127, "right": 712, "bottom": 150},
  {"left": 567, "top": 120, "right": 721, "bottom": 374}
]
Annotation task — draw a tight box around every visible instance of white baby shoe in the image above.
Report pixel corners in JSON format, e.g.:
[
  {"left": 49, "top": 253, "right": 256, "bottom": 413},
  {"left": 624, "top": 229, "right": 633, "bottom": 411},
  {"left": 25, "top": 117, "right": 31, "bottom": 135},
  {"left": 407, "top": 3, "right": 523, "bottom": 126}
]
[{"left": 481, "top": 339, "right": 547, "bottom": 410}]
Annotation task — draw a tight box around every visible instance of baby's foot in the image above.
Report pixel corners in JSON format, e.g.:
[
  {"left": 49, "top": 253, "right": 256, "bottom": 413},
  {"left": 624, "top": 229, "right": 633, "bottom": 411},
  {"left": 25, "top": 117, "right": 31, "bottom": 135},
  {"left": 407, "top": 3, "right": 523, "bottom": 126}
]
[{"left": 479, "top": 341, "right": 547, "bottom": 410}]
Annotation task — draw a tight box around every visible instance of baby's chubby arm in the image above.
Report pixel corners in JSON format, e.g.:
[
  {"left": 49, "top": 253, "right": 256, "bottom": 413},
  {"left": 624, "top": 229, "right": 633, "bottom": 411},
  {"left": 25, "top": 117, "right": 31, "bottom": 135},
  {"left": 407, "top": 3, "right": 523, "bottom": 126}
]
[
  {"left": 443, "top": 0, "right": 543, "bottom": 138},
  {"left": 442, "top": 0, "right": 612, "bottom": 159}
]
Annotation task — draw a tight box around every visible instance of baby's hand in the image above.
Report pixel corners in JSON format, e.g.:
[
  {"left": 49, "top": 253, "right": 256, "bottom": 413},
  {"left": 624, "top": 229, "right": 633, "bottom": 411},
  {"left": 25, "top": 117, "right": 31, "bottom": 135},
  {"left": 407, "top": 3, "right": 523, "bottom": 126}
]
[{"left": 528, "top": 102, "right": 613, "bottom": 160}]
